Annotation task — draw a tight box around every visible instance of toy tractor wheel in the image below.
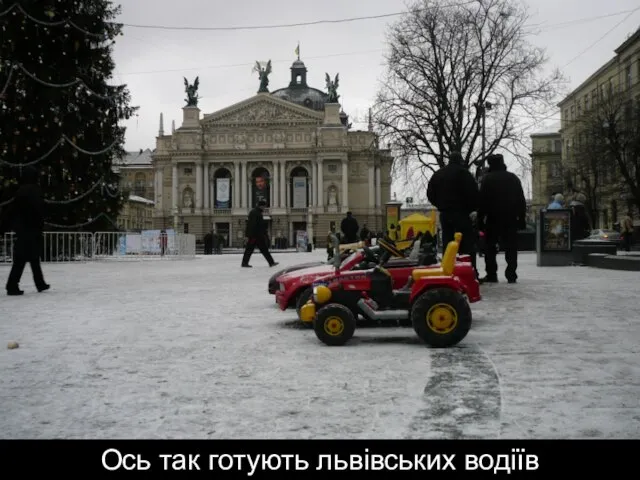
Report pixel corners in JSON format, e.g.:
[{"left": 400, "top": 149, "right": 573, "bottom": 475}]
[
  {"left": 411, "top": 288, "right": 471, "bottom": 348},
  {"left": 313, "top": 304, "right": 356, "bottom": 346},
  {"left": 295, "top": 287, "right": 313, "bottom": 324}
]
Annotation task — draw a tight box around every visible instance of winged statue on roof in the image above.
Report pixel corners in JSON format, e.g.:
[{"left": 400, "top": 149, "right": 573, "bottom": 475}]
[
  {"left": 253, "top": 60, "right": 272, "bottom": 93},
  {"left": 183, "top": 76, "right": 200, "bottom": 107},
  {"left": 325, "top": 73, "right": 340, "bottom": 103}
]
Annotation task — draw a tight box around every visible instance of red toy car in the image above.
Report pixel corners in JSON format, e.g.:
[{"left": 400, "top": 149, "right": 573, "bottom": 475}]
[
  {"left": 275, "top": 241, "right": 476, "bottom": 319},
  {"left": 300, "top": 233, "right": 479, "bottom": 347},
  {"left": 275, "top": 247, "right": 429, "bottom": 315}
]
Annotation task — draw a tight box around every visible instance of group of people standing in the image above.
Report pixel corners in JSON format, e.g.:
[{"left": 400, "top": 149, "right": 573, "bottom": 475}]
[{"left": 427, "top": 152, "right": 527, "bottom": 284}]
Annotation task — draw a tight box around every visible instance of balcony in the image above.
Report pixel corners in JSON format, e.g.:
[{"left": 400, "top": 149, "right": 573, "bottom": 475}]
[{"left": 212, "top": 208, "right": 232, "bottom": 215}]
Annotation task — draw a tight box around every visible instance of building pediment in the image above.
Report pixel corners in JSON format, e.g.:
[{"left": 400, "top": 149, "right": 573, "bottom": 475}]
[{"left": 201, "top": 93, "right": 323, "bottom": 126}]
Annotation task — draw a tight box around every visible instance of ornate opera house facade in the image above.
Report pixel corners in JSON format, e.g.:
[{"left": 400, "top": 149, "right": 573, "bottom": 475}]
[{"left": 151, "top": 58, "right": 393, "bottom": 247}]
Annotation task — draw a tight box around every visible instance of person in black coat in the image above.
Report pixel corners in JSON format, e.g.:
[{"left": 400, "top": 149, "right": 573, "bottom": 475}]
[
  {"left": 427, "top": 151, "right": 479, "bottom": 276},
  {"left": 241, "top": 200, "right": 278, "bottom": 268},
  {"left": 5, "top": 166, "right": 50, "bottom": 295},
  {"left": 340, "top": 211, "right": 359, "bottom": 243},
  {"left": 477, "top": 154, "right": 526, "bottom": 284}
]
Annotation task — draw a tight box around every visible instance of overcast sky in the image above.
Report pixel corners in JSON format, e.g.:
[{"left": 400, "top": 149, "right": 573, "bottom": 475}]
[{"left": 111, "top": 0, "right": 640, "bottom": 195}]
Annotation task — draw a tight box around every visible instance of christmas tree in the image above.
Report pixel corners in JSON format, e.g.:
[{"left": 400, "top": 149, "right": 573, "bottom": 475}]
[{"left": 0, "top": 0, "right": 137, "bottom": 231}]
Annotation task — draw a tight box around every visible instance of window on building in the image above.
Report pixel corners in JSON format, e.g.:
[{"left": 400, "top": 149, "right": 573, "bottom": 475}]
[
  {"left": 626, "top": 64, "right": 633, "bottom": 90},
  {"left": 554, "top": 139, "right": 562, "bottom": 153},
  {"left": 183, "top": 167, "right": 192, "bottom": 175},
  {"left": 592, "top": 89, "right": 597, "bottom": 106},
  {"left": 570, "top": 105, "right": 575, "bottom": 119},
  {"left": 577, "top": 102, "right": 581, "bottom": 116},
  {"left": 328, "top": 163, "right": 338, "bottom": 173},
  {"left": 183, "top": 223, "right": 189, "bottom": 234},
  {"left": 584, "top": 95, "right": 589, "bottom": 111}
]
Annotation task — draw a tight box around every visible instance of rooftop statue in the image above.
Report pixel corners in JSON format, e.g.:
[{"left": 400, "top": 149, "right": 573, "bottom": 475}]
[
  {"left": 253, "top": 60, "right": 272, "bottom": 93},
  {"left": 325, "top": 73, "right": 340, "bottom": 103},
  {"left": 183, "top": 76, "right": 200, "bottom": 107}
]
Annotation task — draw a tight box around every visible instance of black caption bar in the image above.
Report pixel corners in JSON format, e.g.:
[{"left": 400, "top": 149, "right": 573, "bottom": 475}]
[{"left": 1, "top": 439, "right": 635, "bottom": 477}]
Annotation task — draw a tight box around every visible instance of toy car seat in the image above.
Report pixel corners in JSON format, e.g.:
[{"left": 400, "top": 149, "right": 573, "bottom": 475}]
[{"left": 411, "top": 232, "right": 461, "bottom": 280}]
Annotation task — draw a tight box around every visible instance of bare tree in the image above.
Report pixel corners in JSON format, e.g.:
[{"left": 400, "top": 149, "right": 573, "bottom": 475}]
[
  {"left": 375, "top": 0, "right": 563, "bottom": 180},
  {"left": 567, "top": 134, "right": 606, "bottom": 227},
  {"left": 565, "top": 90, "right": 640, "bottom": 228}
]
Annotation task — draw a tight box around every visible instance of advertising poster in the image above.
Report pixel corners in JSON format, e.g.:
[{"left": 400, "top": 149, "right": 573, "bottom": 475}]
[
  {"left": 292, "top": 176, "right": 307, "bottom": 208},
  {"left": 296, "top": 230, "right": 308, "bottom": 252},
  {"left": 216, "top": 178, "right": 230, "bottom": 208},
  {"left": 252, "top": 172, "right": 270, "bottom": 208},
  {"left": 541, "top": 209, "right": 571, "bottom": 251},
  {"left": 386, "top": 203, "right": 401, "bottom": 235}
]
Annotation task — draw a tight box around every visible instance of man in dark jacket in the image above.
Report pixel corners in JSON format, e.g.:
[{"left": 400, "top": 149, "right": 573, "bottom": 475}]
[
  {"left": 340, "top": 211, "right": 359, "bottom": 243},
  {"left": 241, "top": 200, "right": 278, "bottom": 268},
  {"left": 427, "top": 151, "right": 479, "bottom": 275},
  {"left": 477, "top": 154, "right": 526, "bottom": 284},
  {"left": 5, "top": 166, "right": 50, "bottom": 295}
]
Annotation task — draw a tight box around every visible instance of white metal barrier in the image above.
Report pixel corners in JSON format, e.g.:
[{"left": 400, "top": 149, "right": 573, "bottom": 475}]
[{"left": 0, "top": 231, "right": 196, "bottom": 264}]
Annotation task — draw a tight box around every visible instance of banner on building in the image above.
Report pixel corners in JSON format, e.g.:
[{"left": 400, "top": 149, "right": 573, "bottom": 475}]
[
  {"left": 215, "top": 178, "right": 230, "bottom": 208},
  {"left": 296, "top": 230, "right": 308, "bottom": 252},
  {"left": 252, "top": 171, "right": 270, "bottom": 208},
  {"left": 292, "top": 176, "right": 307, "bottom": 208}
]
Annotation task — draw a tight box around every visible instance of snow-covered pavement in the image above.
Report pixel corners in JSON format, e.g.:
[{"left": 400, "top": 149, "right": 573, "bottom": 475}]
[{"left": 1, "top": 252, "right": 639, "bottom": 439}]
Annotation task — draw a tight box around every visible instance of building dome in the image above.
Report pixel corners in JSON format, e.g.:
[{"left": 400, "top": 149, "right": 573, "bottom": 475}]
[{"left": 270, "top": 59, "right": 329, "bottom": 111}]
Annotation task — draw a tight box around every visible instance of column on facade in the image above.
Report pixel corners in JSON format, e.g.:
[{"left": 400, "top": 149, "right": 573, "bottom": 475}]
[
  {"left": 171, "top": 163, "right": 178, "bottom": 213},
  {"left": 341, "top": 159, "right": 349, "bottom": 211},
  {"left": 240, "top": 161, "right": 247, "bottom": 208},
  {"left": 272, "top": 162, "right": 279, "bottom": 208},
  {"left": 196, "top": 161, "right": 203, "bottom": 209},
  {"left": 375, "top": 165, "right": 382, "bottom": 207},
  {"left": 311, "top": 162, "right": 317, "bottom": 207},
  {"left": 234, "top": 161, "right": 240, "bottom": 208},
  {"left": 316, "top": 159, "right": 324, "bottom": 208},
  {"left": 368, "top": 162, "right": 375, "bottom": 208},
  {"left": 155, "top": 167, "right": 164, "bottom": 211},
  {"left": 280, "top": 159, "right": 286, "bottom": 209},
  {"left": 203, "top": 162, "right": 209, "bottom": 210}
]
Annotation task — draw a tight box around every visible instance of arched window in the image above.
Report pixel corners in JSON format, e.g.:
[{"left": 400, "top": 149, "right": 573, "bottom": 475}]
[
  {"left": 251, "top": 167, "right": 271, "bottom": 208},
  {"left": 213, "top": 168, "right": 232, "bottom": 209},
  {"left": 289, "top": 166, "right": 309, "bottom": 208}
]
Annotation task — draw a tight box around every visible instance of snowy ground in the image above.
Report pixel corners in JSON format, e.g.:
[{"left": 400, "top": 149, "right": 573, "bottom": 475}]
[{"left": 1, "top": 251, "right": 639, "bottom": 439}]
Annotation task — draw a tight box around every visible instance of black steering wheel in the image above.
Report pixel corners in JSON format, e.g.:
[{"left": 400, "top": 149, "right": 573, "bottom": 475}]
[{"left": 362, "top": 245, "right": 379, "bottom": 264}]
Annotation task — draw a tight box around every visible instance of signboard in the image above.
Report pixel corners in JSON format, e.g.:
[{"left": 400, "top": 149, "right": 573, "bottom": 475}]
[
  {"left": 292, "top": 176, "right": 307, "bottom": 208},
  {"left": 385, "top": 202, "right": 402, "bottom": 238},
  {"left": 541, "top": 209, "right": 571, "bottom": 251},
  {"left": 215, "top": 178, "right": 230, "bottom": 208},
  {"left": 296, "top": 230, "right": 308, "bottom": 252}
]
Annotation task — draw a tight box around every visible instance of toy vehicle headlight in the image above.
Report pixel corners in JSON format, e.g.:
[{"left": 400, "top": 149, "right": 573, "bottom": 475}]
[{"left": 313, "top": 285, "right": 332, "bottom": 304}]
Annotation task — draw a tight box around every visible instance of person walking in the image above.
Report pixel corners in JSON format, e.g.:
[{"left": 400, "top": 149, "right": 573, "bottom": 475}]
[
  {"left": 241, "top": 200, "right": 278, "bottom": 268},
  {"left": 621, "top": 212, "right": 634, "bottom": 252},
  {"left": 477, "top": 154, "right": 527, "bottom": 284},
  {"left": 5, "top": 166, "right": 50, "bottom": 295},
  {"left": 427, "top": 151, "right": 479, "bottom": 276},
  {"left": 340, "top": 211, "right": 359, "bottom": 243}
]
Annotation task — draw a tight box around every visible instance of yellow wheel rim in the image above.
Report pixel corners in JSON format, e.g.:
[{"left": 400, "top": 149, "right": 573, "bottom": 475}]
[
  {"left": 323, "top": 316, "right": 345, "bottom": 336},
  {"left": 426, "top": 303, "right": 458, "bottom": 334}
]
